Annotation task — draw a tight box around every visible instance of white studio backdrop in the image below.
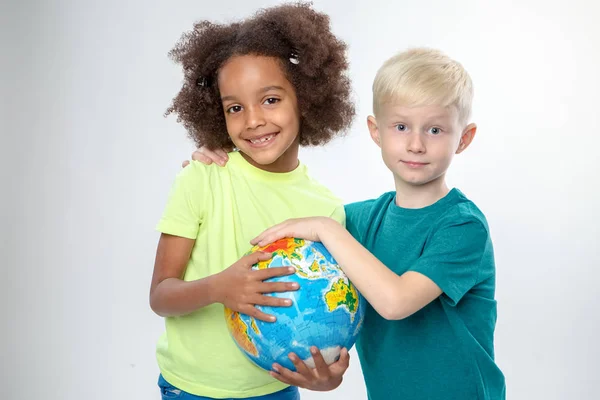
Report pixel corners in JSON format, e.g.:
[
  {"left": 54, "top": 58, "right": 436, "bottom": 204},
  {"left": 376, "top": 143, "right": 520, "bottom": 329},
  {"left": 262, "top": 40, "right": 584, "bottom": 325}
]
[{"left": 2, "top": 0, "right": 599, "bottom": 399}]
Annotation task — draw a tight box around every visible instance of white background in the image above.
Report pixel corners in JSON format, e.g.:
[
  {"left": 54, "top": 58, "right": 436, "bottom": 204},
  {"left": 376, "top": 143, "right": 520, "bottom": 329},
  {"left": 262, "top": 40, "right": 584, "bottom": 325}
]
[{"left": 2, "top": 0, "right": 599, "bottom": 399}]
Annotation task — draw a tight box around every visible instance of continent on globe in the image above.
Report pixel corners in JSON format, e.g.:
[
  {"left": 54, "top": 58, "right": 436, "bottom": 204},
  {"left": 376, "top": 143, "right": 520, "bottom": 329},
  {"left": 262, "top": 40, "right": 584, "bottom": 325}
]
[
  {"left": 325, "top": 278, "right": 359, "bottom": 321},
  {"left": 225, "top": 307, "right": 258, "bottom": 357},
  {"left": 255, "top": 238, "right": 304, "bottom": 270}
]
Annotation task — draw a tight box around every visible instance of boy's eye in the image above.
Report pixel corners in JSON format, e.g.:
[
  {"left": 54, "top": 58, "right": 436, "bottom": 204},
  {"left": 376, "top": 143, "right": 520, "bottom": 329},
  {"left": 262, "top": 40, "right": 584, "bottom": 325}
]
[
  {"left": 263, "top": 98, "right": 280, "bottom": 105},
  {"left": 227, "top": 105, "right": 242, "bottom": 114},
  {"left": 428, "top": 127, "right": 442, "bottom": 135},
  {"left": 395, "top": 124, "right": 407, "bottom": 132}
]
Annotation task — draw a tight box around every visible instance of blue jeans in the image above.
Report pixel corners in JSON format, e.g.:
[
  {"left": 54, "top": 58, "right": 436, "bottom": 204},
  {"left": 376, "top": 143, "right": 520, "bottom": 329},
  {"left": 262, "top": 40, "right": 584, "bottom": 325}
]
[{"left": 158, "top": 375, "right": 300, "bottom": 400}]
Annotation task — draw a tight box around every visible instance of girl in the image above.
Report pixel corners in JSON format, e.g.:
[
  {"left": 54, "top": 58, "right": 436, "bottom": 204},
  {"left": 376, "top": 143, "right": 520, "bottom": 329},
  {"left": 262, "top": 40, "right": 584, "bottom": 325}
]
[{"left": 151, "top": 3, "right": 355, "bottom": 399}]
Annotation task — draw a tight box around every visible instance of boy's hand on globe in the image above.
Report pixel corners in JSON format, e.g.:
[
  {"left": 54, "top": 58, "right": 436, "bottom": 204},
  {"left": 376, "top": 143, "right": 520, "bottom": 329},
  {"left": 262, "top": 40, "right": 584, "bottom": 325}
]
[
  {"left": 251, "top": 217, "right": 333, "bottom": 247},
  {"left": 270, "top": 347, "right": 350, "bottom": 391},
  {"left": 182, "top": 146, "right": 230, "bottom": 168},
  {"left": 213, "top": 252, "right": 299, "bottom": 322}
]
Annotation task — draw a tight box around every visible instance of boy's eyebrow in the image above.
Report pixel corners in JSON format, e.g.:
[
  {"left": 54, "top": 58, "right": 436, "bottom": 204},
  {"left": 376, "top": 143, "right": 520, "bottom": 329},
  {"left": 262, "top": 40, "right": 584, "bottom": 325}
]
[
  {"left": 388, "top": 113, "right": 451, "bottom": 122},
  {"left": 425, "top": 116, "right": 451, "bottom": 123},
  {"left": 221, "top": 86, "right": 285, "bottom": 102}
]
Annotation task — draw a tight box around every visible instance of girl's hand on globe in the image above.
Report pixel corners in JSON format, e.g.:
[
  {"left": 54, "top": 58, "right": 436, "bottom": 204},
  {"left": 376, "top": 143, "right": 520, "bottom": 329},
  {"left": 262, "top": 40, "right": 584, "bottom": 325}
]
[
  {"left": 251, "top": 217, "right": 333, "bottom": 247},
  {"left": 270, "top": 346, "right": 350, "bottom": 391},
  {"left": 213, "top": 251, "right": 299, "bottom": 322},
  {"left": 182, "top": 146, "right": 230, "bottom": 168}
]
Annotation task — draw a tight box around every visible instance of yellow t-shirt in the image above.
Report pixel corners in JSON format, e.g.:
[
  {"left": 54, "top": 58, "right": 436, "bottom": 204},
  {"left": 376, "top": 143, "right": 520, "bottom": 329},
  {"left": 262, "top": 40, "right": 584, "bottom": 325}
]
[{"left": 155, "top": 152, "right": 345, "bottom": 398}]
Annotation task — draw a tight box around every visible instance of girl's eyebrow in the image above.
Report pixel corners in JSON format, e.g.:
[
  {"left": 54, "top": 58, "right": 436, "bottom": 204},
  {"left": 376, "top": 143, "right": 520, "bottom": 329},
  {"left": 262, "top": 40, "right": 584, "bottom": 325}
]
[
  {"left": 259, "top": 85, "right": 285, "bottom": 93},
  {"left": 221, "top": 86, "right": 285, "bottom": 102}
]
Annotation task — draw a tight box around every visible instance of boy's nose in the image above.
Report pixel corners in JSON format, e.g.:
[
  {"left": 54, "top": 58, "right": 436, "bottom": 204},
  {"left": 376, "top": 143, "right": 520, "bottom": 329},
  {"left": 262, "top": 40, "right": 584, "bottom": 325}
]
[
  {"left": 245, "top": 106, "right": 266, "bottom": 130},
  {"left": 406, "top": 133, "right": 426, "bottom": 153}
]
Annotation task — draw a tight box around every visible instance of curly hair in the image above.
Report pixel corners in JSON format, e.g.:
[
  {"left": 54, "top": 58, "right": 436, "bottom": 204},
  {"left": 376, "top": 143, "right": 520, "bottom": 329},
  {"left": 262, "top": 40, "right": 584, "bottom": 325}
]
[{"left": 165, "top": 2, "right": 355, "bottom": 150}]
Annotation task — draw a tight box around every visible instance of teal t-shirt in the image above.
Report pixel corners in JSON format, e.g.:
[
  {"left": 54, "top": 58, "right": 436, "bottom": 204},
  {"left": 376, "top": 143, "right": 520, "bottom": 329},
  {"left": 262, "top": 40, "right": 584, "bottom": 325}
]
[{"left": 345, "top": 189, "right": 505, "bottom": 400}]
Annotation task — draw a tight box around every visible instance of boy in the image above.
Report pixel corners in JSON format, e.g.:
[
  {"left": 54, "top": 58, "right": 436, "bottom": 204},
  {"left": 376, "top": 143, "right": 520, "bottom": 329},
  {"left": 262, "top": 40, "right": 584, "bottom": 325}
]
[{"left": 194, "top": 48, "right": 506, "bottom": 399}]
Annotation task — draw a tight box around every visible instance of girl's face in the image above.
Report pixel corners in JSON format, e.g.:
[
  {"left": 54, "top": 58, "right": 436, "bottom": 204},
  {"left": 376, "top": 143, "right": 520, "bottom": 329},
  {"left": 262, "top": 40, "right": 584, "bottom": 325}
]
[{"left": 218, "top": 55, "right": 301, "bottom": 173}]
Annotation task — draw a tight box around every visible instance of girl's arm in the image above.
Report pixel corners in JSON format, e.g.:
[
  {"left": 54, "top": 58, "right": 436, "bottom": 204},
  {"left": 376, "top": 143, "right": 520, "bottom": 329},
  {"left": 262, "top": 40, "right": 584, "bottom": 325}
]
[
  {"left": 150, "top": 233, "right": 299, "bottom": 320},
  {"left": 149, "top": 234, "right": 216, "bottom": 317}
]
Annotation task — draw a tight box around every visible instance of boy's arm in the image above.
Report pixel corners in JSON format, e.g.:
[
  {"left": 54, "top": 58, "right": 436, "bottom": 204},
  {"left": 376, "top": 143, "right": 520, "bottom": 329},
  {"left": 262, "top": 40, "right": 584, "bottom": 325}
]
[
  {"left": 252, "top": 218, "right": 442, "bottom": 321},
  {"left": 318, "top": 222, "right": 442, "bottom": 320}
]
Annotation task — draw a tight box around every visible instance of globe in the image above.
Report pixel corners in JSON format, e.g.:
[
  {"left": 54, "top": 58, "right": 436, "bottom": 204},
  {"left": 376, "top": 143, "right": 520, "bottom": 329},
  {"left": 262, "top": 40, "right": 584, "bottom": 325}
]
[{"left": 224, "top": 237, "right": 366, "bottom": 372}]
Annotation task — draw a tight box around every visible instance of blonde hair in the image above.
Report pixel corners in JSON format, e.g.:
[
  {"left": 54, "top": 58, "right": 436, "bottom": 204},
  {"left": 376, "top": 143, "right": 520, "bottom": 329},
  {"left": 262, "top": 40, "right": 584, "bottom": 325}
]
[{"left": 372, "top": 48, "right": 474, "bottom": 124}]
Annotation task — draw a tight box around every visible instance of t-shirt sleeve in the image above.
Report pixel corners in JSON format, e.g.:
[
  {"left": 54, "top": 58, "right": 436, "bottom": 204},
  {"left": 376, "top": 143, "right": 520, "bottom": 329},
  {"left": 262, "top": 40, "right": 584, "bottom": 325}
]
[
  {"left": 329, "top": 204, "right": 346, "bottom": 228},
  {"left": 408, "top": 215, "right": 493, "bottom": 306},
  {"left": 344, "top": 199, "right": 377, "bottom": 245},
  {"left": 156, "top": 161, "right": 207, "bottom": 239}
]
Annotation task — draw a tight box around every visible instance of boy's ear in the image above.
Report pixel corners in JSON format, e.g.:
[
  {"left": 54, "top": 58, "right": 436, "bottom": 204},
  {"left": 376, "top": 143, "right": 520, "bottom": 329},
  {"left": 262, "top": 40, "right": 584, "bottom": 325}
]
[
  {"left": 367, "top": 116, "right": 381, "bottom": 148},
  {"left": 456, "top": 123, "right": 477, "bottom": 154}
]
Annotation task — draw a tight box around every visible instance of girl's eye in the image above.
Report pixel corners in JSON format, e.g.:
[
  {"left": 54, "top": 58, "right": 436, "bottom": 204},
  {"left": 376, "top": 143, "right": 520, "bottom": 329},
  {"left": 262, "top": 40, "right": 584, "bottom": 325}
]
[
  {"left": 428, "top": 127, "right": 442, "bottom": 135},
  {"left": 395, "top": 124, "right": 407, "bottom": 132},
  {"left": 227, "top": 105, "right": 242, "bottom": 114},
  {"left": 263, "top": 98, "right": 280, "bottom": 105}
]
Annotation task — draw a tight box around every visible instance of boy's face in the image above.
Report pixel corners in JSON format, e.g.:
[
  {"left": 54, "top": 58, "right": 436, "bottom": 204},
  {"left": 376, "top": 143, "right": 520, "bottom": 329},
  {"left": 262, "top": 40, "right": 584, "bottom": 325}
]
[
  {"left": 218, "top": 55, "right": 301, "bottom": 173},
  {"left": 368, "top": 104, "right": 476, "bottom": 191}
]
